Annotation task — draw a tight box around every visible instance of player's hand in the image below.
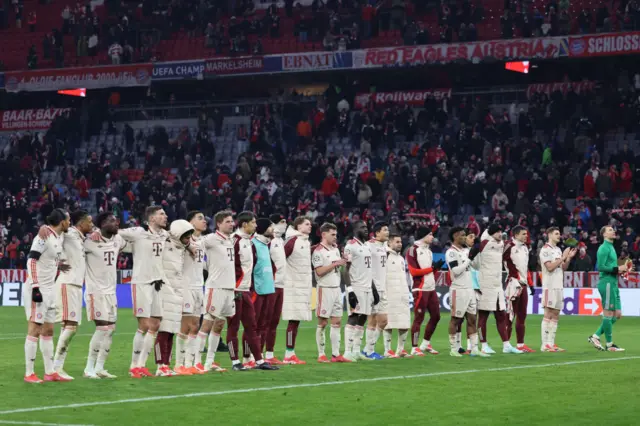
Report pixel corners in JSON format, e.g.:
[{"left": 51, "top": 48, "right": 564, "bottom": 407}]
[
  {"left": 37, "top": 225, "right": 49, "bottom": 240},
  {"left": 567, "top": 248, "right": 577, "bottom": 259},
  {"left": 32, "top": 287, "right": 43, "bottom": 303},
  {"left": 58, "top": 262, "right": 71, "bottom": 273},
  {"left": 432, "top": 259, "right": 445, "bottom": 271},
  {"left": 468, "top": 247, "right": 480, "bottom": 261},
  {"left": 618, "top": 264, "right": 628, "bottom": 273},
  {"left": 187, "top": 244, "right": 197, "bottom": 257},
  {"left": 333, "top": 258, "right": 347, "bottom": 267},
  {"left": 88, "top": 231, "right": 101, "bottom": 242},
  {"left": 529, "top": 286, "right": 535, "bottom": 297},
  {"left": 153, "top": 280, "right": 164, "bottom": 291},
  {"left": 347, "top": 286, "right": 358, "bottom": 309},
  {"left": 372, "top": 284, "right": 380, "bottom": 305}
]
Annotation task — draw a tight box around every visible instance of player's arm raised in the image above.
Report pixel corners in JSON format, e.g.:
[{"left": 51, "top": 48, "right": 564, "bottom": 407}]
[{"left": 118, "top": 227, "right": 141, "bottom": 243}]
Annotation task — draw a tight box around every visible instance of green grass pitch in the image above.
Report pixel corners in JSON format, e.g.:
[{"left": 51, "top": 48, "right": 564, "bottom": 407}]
[{"left": 0, "top": 307, "right": 639, "bottom": 426}]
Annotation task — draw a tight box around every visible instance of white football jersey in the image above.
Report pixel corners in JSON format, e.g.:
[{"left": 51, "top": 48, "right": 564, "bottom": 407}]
[
  {"left": 539, "top": 244, "right": 563, "bottom": 289},
  {"left": 26, "top": 227, "right": 64, "bottom": 289},
  {"left": 84, "top": 234, "right": 127, "bottom": 295},
  {"left": 367, "top": 239, "right": 387, "bottom": 293},
  {"left": 344, "top": 238, "right": 373, "bottom": 290},
  {"left": 184, "top": 235, "right": 205, "bottom": 289},
  {"left": 445, "top": 245, "right": 473, "bottom": 290},
  {"left": 203, "top": 231, "right": 235, "bottom": 289},
  {"left": 118, "top": 227, "right": 168, "bottom": 284},
  {"left": 56, "top": 227, "right": 86, "bottom": 287},
  {"left": 312, "top": 244, "right": 342, "bottom": 288}
]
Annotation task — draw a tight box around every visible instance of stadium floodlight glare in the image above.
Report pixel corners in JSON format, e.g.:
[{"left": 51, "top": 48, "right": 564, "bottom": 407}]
[{"left": 57, "top": 88, "right": 87, "bottom": 97}]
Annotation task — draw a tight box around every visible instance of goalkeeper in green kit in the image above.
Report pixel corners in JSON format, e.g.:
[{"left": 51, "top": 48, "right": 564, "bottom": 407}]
[{"left": 588, "top": 226, "right": 629, "bottom": 352}]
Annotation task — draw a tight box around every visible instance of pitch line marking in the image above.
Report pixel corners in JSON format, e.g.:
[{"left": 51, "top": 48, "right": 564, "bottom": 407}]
[
  {"left": 0, "top": 421, "right": 96, "bottom": 426},
  {"left": 0, "top": 356, "right": 638, "bottom": 416}
]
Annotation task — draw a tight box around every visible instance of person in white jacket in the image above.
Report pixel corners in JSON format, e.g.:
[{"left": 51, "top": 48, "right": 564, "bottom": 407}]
[
  {"left": 154, "top": 219, "right": 195, "bottom": 376},
  {"left": 264, "top": 214, "right": 287, "bottom": 364},
  {"left": 383, "top": 233, "right": 412, "bottom": 357}
]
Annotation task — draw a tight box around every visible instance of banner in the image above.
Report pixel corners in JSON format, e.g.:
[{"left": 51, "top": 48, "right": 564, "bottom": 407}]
[
  {"left": 526, "top": 80, "right": 596, "bottom": 98},
  {"left": 152, "top": 60, "right": 205, "bottom": 81},
  {"left": 0, "top": 72, "right": 4, "bottom": 90},
  {"left": 205, "top": 56, "right": 265, "bottom": 76},
  {"left": 567, "top": 32, "right": 640, "bottom": 58},
  {"left": 0, "top": 108, "right": 71, "bottom": 131},
  {"left": 281, "top": 51, "right": 352, "bottom": 71},
  {"left": 4, "top": 64, "right": 153, "bottom": 92},
  {"left": 354, "top": 89, "right": 452, "bottom": 109},
  {"left": 352, "top": 37, "right": 560, "bottom": 68}
]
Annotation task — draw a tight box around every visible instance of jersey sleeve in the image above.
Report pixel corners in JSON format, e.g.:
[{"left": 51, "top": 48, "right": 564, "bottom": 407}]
[
  {"left": 343, "top": 243, "right": 353, "bottom": 261},
  {"left": 312, "top": 250, "right": 325, "bottom": 269},
  {"left": 539, "top": 247, "right": 555, "bottom": 265},
  {"left": 446, "top": 249, "right": 469, "bottom": 277},
  {"left": 118, "top": 227, "right": 141, "bottom": 242},
  {"left": 503, "top": 242, "right": 521, "bottom": 281},
  {"left": 29, "top": 236, "right": 48, "bottom": 255},
  {"left": 202, "top": 234, "right": 217, "bottom": 249},
  {"left": 284, "top": 237, "right": 297, "bottom": 258},
  {"left": 405, "top": 246, "right": 433, "bottom": 277}
]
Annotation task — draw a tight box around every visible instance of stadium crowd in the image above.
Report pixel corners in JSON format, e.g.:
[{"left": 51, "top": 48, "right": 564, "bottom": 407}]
[{"left": 1, "top": 72, "right": 640, "bottom": 272}]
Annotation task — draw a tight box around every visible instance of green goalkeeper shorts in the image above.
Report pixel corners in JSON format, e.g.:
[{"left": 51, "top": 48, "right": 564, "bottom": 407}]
[{"left": 598, "top": 281, "right": 621, "bottom": 311}]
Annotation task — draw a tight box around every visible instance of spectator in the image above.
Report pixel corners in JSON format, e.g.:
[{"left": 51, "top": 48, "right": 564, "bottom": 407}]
[
  {"left": 108, "top": 42, "right": 123, "bottom": 64},
  {"left": 88, "top": 33, "right": 98, "bottom": 56},
  {"left": 6, "top": 236, "right": 18, "bottom": 269},
  {"left": 571, "top": 243, "right": 592, "bottom": 272}
]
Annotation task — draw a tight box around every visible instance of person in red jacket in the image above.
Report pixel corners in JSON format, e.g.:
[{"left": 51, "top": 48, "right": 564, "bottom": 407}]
[{"left": 321, "top": 171, "right": 339, "bottom": 197}]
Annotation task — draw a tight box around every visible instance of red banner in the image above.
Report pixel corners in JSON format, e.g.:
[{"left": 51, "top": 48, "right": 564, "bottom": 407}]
[
  {"left": 352, "top": 37, "right": 560, "bottom": 68},
  {"left": 0, "top": 108, "right": 71, "bottom": 131},
  {"left": 4, "top": 64, "right": 153, "bottom": 92},
  {"left": 567, "top": 32, "right": 640, "bottom": 57},
  {"left": 354, "top": 89, "right": 452, "bottom": 109},
  {"left": 205, "top": 57, "right": 264, "bottom": 75},
  {"left": 526, "top": 80, "right": 596, "bottom": 98}
]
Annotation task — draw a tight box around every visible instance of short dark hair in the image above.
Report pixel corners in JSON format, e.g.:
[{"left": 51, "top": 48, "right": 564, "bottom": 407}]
[
  {"left": 46, "top": 208, "right": 68, "bottom": 226},
  {"left": 372, "top": 221, "right": 388, "bottom": 237},
  {"left": 95, "top": 211, "right": 114, "bottom": 229},
  {"left": 293, "top": 216, "right": 310, "bottom": 230},
  {"left": 465, "top": 228, "right": 477, "bottom": 237},
  {"left": 70, "top": 210, "right": 89, "bottom": 226},
  {"left": 237, "top": 211, "right": 255, "bottom": 227},
  {"left": 512, "top": 225, "right": 527, "bottom": 236},
  {"left": 449, "top": 226, "right": 466, "bottom": 241},
  {"left": 186, "top": 210, "right": 203, "bottom": 222},
  {"left": 145, "top": 206, "right": 163, "bottom": 222},
  {"left": 319, "top": 222, "right": 337, "bottom": 233},
  {"left": 546, "top": 226, "right": 559, "bottom": 235},
  {"left": 214, "top": 210, "right": 233, "bottom": 224},
  {"left": 389, "top": 232, "right": 402, "bottom": 241}
]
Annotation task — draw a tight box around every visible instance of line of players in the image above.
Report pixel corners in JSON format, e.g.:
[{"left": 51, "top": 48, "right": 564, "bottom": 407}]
[{"left": 22, "top": 206, "right": 589, "bottom": 383}]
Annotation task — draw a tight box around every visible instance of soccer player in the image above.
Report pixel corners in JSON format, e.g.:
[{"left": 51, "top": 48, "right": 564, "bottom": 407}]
[
  {"left": 24, "top": 208, "right": 71, "bottom": 383},
  {"left": 344, "top": 220, "right": 379, "bottom": 362},
  {"left": 119, "top": 206, "right": 169, "bottom": 378},
  {"left": 455, "top": 230, "right": 478, "bottom": 354},
  {"left": 363, "top": 222, "right": 389, "bottom": 359},
  {"left": 40, "top": 210, "right": 91, "bottom": 380},
  {"left": 175, "top": 211, "right": 207, "bottom": 374},
  {"left": 196, "top": 210, "right": 236, "bottom": 373},
  {"left": 588, "top": 226, "right": 629, "bottom": 352},
  {"left": 228, "top": 211, "right": 278, "bottom": 370},
  {"left": 251, "top": 218, "right": 276, "bottom": 361},
  {"left": 281, "top": 216, "right": 313, "bottom": 364},
  {"left": 446, "top": 227, "right": 487, "bottom": 357},
  {"left": 83, "top": 212, "right": 126, "bottom": 379},
  {"left": 406, "top": 227, "right": 444, "bottom": 356},
  {"left": 503, "top": 225, "right": 536, "bottom": 352},
  {"left": 264, "top": 213, "right": 287, "bottom": 364},
  {"left": 155, "top": 219, "right": 195, "bottom": 376},
  {"left": 383, "top": 233, "right": 411, "bottom": 358},
  {"left": 313, "top": 223, "right": 350, "bottom": 363},
  {"left": 472, "top": 224, "right": 522, "bottom": 354},
  {"left": 539, "top": 227, "right": 576, "bottom": 352}
]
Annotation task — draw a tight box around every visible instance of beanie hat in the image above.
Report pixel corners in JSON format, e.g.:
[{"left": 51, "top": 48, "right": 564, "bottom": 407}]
[
  {"left": 488, "top": 223, "right": 502, "bottom": 236},
  {"left": 256, "top": 218, "right": 273, "bottom": 235}
]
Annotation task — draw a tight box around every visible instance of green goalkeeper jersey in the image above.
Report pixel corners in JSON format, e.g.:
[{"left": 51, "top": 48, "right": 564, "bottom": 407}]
[{"left": 597, "top": 240, "right": 618, "bottom": 286}]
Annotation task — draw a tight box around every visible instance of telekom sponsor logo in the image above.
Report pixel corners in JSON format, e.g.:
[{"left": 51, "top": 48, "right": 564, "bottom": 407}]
[{"left": 354, "top": 89, "right": 452, "bottom": 109}]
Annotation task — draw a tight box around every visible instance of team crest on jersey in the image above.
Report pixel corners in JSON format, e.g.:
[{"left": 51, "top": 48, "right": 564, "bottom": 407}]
[
  {"left": 96, "top": 312, "right": 102, "bottom": 317},
  {"left": 321, "top": 309, "right": 327, "bottom": 315},
  {"left": 210, "top": 306, "right": 216, "bottom": 312},
  {"left": 185, "top": 303, "right": 190, "bottom": 308},
  {"left": 70, "top": 312, "right": 76, "bottom": 318},
  {"left": 137, "top": 308, "right": 144, "bottom": 314},
  {"left": 37, "top": 313, "right": 42, "bottom": 319}
]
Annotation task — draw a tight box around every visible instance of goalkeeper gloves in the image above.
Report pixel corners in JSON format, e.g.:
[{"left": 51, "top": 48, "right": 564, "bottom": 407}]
[
  {"left": 152, "top": 280, "right": 164, "bottom": 291},
  {"left": 347, "top": 286, "right": 358, "bottom": 309},
  {"left": 372, "top": 284, "right": 380, "bottom": 305},
  {"left": 32, "top": 287, "right": 43, "bottom": 303}
]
